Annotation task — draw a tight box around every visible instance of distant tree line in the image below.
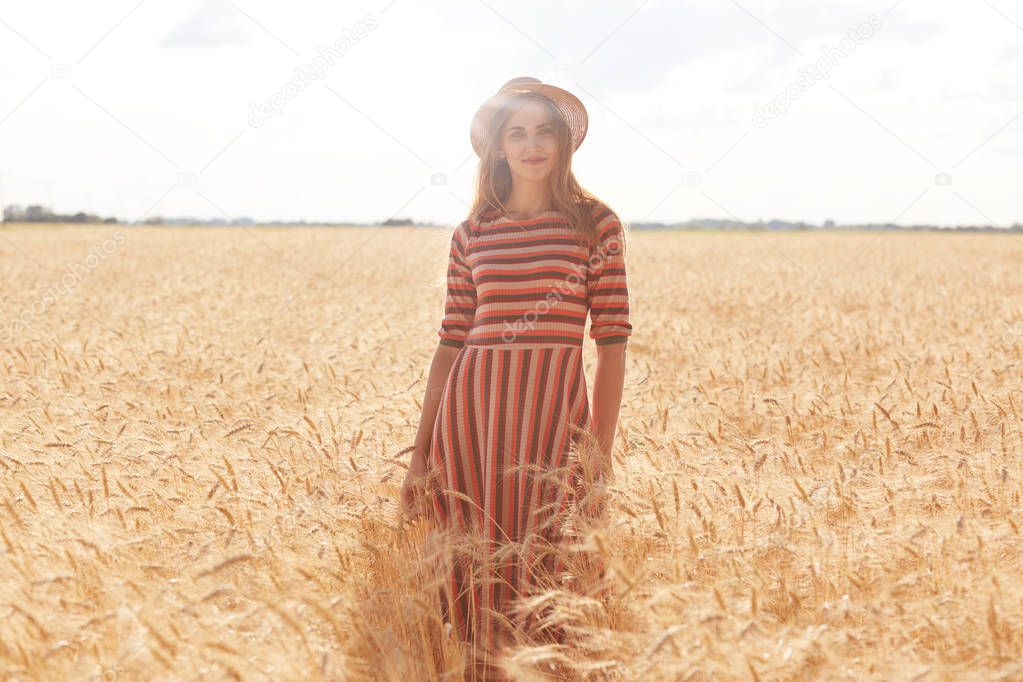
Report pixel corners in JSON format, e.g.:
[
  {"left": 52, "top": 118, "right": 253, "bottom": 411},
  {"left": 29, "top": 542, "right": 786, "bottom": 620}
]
[
  {"left": 631, "top": 218, "right": 1023, "bottom": 232},
  {"left": 3, "top": 204, "right": 1020, "bottom": 232},
  {"left": 3, "top": 204, "right": 118, "bottom": 224}
]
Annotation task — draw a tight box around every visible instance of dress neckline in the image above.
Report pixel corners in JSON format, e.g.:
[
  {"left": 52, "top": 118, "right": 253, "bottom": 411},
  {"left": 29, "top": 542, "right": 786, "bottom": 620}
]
[{"left": 488, "top": 209, "right": 562, "bottom": 224}]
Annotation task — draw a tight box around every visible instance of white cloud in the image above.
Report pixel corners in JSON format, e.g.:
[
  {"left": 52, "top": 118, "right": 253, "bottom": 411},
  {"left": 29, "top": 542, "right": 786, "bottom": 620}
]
[{"left": 161, "top": 0, "right": 250, "bottom": 47}]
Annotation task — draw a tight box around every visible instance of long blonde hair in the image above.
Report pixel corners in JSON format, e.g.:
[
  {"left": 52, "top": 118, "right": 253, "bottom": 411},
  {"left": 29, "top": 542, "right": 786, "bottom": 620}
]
[{"left": 468, "top": 92, "right": 608, "bottom": 247}]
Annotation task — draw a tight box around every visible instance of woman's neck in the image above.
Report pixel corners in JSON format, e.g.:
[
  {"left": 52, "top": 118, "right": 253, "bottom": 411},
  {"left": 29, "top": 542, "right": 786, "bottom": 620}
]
[{"left": 502, "top": 187, "right": 553, "bottom": 219}]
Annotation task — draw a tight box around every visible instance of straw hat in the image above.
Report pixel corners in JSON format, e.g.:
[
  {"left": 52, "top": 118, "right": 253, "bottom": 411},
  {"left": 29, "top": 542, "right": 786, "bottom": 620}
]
[{"left": 469, "top": 76, "right": 588, "bottom": 158}]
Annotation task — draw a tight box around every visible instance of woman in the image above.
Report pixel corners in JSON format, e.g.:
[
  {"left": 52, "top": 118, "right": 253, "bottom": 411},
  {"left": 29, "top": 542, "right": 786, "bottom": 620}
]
[{"left": 400, "top": 76, "right": 632, "bottom": 677}]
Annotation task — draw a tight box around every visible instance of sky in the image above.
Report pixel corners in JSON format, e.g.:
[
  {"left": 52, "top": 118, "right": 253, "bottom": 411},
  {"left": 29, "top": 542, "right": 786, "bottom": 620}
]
[{"left": 1, "top": 0, "right": 1020, "bottom": 227}]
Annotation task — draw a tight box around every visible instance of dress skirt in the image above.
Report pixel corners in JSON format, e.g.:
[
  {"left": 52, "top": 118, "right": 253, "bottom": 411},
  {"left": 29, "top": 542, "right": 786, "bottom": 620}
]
[{"left": 425, "top": 343, "right": 595, "bottom": 654}]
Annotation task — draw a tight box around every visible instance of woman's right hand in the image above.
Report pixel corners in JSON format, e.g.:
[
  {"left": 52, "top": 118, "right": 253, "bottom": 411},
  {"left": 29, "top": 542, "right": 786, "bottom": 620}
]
[{"left": 399, "top": 447, "right": 430, "bottom": 521}]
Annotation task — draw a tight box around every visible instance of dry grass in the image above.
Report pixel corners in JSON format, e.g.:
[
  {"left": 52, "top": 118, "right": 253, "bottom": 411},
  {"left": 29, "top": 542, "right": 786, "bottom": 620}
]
[{"left": 0, "top": 223, "right": 1021, "bottom": 681}]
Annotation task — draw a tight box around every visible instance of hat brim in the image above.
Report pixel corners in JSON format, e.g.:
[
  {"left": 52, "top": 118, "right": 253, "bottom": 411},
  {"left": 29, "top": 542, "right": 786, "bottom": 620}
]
[{"left": 470, "top": 83, "right": 588, "bottom": 158}]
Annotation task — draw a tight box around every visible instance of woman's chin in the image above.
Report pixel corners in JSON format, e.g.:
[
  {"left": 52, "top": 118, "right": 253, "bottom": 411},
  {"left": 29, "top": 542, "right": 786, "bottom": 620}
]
[{"left": 512, "top": 165, "right": 552, "bottom": 180}]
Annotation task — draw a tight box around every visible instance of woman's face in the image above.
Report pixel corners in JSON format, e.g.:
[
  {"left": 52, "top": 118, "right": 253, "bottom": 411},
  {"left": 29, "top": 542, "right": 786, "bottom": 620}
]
[{"left": 498, "top": 99, "right": 558, "bottom": 181}]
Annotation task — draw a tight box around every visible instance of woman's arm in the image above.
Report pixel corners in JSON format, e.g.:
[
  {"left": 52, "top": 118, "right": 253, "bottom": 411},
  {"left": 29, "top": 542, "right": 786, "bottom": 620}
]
[
  {"left": 412, "top": 342, "right": 461, "bottom": 457},
  {"left": 585, "top": 207, "right": 632, "bottom": 477},
  {"left": 400, "top": 342, "right": 460, "bottom": 518},
  {"left": 590, "top": 340, "right": 627, "bottom": 478},
  {"left": 402, "top": 221, "right": 477, "bottom": 518}
]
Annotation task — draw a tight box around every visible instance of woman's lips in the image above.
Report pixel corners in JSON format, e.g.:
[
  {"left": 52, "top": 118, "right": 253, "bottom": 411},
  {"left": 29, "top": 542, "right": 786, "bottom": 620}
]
[{"left": 523, "top": 158, "right": 547, "bottom": 165}]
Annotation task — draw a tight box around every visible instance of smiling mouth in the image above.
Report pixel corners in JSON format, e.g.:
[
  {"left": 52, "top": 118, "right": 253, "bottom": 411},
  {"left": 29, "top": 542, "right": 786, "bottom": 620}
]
[{"left": 523, "top": 158, "right": 547, "bottom": 164}]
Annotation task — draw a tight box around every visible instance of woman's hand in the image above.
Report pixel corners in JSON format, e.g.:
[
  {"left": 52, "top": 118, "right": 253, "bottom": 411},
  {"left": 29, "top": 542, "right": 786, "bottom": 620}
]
[
  {"left": 579, "top": 477, "right": 610, "bottom": 520},
  {"left": 399, "top": 447, "right": 430, "bottom": 521},
  {"left": 577, "top": 429, "right": 612, "bottom": 521}
]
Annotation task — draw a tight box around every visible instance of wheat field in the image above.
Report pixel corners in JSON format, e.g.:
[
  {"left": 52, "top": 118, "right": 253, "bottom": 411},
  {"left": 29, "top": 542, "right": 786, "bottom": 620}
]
[{"left": 1, "top": 223, "right": 1021, "bottom": 681}]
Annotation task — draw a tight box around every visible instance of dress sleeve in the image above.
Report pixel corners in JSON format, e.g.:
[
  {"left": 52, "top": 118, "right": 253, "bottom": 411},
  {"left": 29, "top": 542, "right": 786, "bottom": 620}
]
[
  {"left": 437, "top": 220, "right": 477, "bottom": 348},
  {"left": 587, "top": 211, "right": 632, "bottom": 345}
]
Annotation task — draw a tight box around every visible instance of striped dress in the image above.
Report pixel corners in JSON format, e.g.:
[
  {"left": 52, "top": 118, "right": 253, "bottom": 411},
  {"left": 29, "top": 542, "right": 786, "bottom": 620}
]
[{"left": 424, "top": 200, "right": 632, "bottom": 657}]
